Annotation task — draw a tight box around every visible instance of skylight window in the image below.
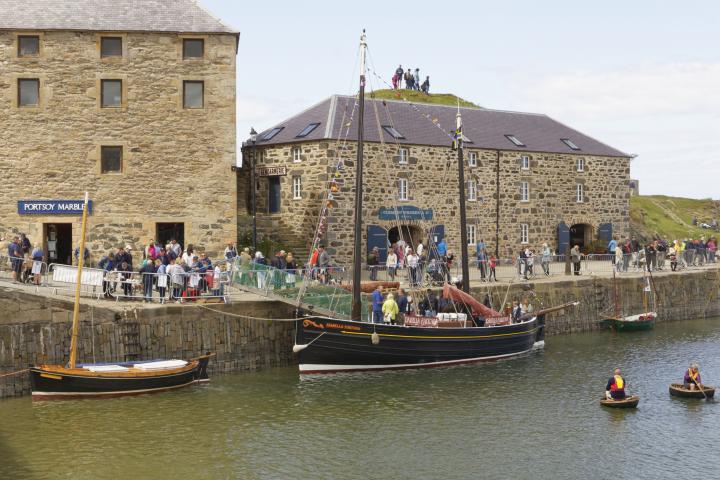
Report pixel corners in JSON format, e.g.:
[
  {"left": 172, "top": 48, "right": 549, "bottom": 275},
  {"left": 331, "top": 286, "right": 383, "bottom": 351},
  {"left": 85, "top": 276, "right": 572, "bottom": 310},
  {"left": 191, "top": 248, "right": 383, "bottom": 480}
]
[
  {"left": 505, "top": 135, "right": 525, "bottom": 147},
  {"left": 260, "top": 127, "right": 284, "bottom": 141},
  {"left": 296, "top": 123, "right": 320, "bottom": 138},
  {"left": 382, "top": 125, "right": 405, "bottom": 140},
  {"left": 562, "top": 138, "right": 581, "bottom": 150}
]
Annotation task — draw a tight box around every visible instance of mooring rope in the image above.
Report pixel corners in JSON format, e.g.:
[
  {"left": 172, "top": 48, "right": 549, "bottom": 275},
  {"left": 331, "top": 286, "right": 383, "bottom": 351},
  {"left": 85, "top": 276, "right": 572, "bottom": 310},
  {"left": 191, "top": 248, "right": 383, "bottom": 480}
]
[
  {"left": 0, "top": 368, "right": 30, "bottom": 378},
  {"left": 198, "top": 305, "right": 307, "bottom": 322}
]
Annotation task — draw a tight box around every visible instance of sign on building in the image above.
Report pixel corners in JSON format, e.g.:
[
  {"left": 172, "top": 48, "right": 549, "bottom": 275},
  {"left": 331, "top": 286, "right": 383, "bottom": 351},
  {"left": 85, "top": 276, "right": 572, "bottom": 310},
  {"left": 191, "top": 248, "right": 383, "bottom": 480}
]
[
  {"left": 18, "top": 200, "right": 93, "bottom": 215},
  {"left": 378, "top": 206, "right": 433, "bottom": 221},
  {"left": 256, "top": 166, "right": 287, "bottom": 177}
]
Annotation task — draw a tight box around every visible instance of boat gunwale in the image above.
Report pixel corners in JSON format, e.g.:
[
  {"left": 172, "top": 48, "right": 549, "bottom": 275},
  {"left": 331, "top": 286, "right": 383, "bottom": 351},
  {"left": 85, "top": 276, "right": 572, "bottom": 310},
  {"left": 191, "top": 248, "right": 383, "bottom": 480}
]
[{"left": 31, "top": 360, "right": 200, "bottom": 378}]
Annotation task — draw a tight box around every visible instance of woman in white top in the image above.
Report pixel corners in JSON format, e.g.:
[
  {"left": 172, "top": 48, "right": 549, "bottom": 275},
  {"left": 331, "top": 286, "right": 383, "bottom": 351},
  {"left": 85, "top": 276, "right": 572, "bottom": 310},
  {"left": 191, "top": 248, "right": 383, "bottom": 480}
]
[
  {"left": 386, "top": 250, "right": 398, "bottom": 280},
  {"left": 406, "top": 250, "right": 419, "bottom": 286}
]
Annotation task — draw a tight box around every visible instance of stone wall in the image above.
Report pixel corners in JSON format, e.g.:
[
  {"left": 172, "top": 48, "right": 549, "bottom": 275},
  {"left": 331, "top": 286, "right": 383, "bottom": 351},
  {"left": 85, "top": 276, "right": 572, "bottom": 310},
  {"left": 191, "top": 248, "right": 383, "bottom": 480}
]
[
  {"left": 0, "top": 30, "right": 237, "bottom": 260},
  {"left": 0, "top": 291, "right": 296, "bottom": 398},
  {"left": 239, "top": 141, "right": 630, "bottom": 265}
]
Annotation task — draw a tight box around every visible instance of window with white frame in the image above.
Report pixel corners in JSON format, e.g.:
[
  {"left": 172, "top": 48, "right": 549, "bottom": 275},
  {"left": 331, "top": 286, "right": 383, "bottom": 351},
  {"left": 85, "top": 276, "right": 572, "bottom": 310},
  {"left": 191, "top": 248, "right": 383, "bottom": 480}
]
[
  {"left": 468, "top": 151, "right": 478, "bottom": 167},
  {"left": 292, "top": 176, "right": 302, "bottom": 200},
  {"left": 576, "top": 183, "right": 584, "bottom": 203},
  {"left": 398, "top": 178, "right": 408, "bottom": 201},
  {"left": 521, "top": 155, "right": 530, "bottom": 170},
  {"left": 576, "top": 158, "right": 585, "bottom": 172},
  {"left": 467, "top": 224, "right": 476, "bottom": 246},
  {"left": 467, "top": 180, "right": 477, "bottom": 201},
  {"left": 520, "top": 224, "right": 529, "bottom": 244},
  {"left": 398, "top": 147, "right": 409, "bottom": 164},
  {"left": 292, "top": 147, "right": 302, "bottom": 162},
  {"left": 520, "top": 181, "right": 529, "bottom": 202}
]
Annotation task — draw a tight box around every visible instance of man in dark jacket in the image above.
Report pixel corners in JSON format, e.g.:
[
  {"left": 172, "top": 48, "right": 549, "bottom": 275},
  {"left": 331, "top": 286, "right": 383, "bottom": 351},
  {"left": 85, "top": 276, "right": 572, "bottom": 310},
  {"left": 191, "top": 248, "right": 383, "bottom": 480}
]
[
  {"left": 395, "top": 65, "right": 404, "bottom": 88},
  {"left": 139, "top": 259, "right": 156, "bottom": 302}
]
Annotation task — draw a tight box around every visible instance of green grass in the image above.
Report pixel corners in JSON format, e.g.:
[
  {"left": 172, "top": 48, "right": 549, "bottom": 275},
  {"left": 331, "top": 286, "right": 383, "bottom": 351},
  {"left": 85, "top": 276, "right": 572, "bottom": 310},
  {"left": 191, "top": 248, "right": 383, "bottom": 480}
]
[
  {"left": 369, "top": 89, "right": 479, "bottom": 108},
  {"left": 630, "top": 195, "right": 719, "bottom": 240}
]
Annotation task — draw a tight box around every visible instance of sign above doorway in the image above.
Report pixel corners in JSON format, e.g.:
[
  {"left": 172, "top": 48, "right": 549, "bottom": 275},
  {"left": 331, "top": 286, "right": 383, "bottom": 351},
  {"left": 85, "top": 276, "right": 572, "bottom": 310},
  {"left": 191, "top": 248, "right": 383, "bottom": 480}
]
[
  {"left": 18, "top": 200, "right": 93, "bottom": 215},
  {"left": 256, "top": 166, "right": 287, "bottom": 177},
  {"left": 378, "top": 205, "right": 433, "bottom": 221}
]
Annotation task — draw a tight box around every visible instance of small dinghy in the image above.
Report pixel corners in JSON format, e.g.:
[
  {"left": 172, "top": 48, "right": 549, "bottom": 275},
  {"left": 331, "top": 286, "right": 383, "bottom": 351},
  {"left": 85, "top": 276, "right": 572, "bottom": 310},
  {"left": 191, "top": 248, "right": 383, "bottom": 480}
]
[
  {"left": 600, "top": 395, "right": 639, "bottom": 408},
  {"left": 669, "top": 383, "right": 715, "bottom": 399}
]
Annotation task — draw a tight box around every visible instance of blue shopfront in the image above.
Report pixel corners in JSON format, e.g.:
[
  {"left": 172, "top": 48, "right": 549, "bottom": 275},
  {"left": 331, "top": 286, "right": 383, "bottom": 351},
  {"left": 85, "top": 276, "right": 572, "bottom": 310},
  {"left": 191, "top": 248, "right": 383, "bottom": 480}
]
[{"left": 367, "top": 206, "right": 444, "bottom": 262}]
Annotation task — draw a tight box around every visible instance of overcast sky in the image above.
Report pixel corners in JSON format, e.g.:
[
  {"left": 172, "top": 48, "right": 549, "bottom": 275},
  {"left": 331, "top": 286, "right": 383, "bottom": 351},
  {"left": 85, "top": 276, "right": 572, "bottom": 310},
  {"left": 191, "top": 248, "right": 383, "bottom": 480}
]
[{"left": 204, "top": 0, "right": 719, "bottom": 199}]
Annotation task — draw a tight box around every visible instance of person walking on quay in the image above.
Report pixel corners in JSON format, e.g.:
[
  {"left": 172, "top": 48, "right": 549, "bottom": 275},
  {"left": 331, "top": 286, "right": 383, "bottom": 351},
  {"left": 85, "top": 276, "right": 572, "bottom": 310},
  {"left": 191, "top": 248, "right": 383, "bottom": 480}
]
[
  {"left": 605, "top": 368, "right": 627, "bottom": 400},
  {"left": 669, "top": 244, "right": 678, "bottom": 271},
  {"left": 167, "top": 258, "right": 184, "bottom": 302},
  {"left": 645, "top": 242, "right": 656, "bottom": 272},
  {"left": 608, "top": 236, "right": 618, "bottom": 268},
  {"left": 397, "top": 288, "right": 411, "bottom": 324},
  {"left": 382, "top": 292, "right": 399, "bottom": 325},
  {"left": 656, "top": 239, "right": 667, "bottom": 270},
  {"left": 253, "top": 251, "right": 268, "bottom": 289},
  {"left": 541, "top": 243, "right": 552, "bottom": 276},
  {"left": 406, "top": 248, "right": 420, "bottom": 286},
  {"left": 285, "top": 252, "right": 297, "bottom": 288},
  {"left": 224, "top": 242, "right": 237, "bottom": 262},
  {"left": 488, "top": 254, "right": 497, "bottom": 282},
  {"left": 155, "top": 259, "right": 167, "bottom": 303},
  {"left": 371, "top": 286, "right": 384, "bottom": 324},
  {"left": 621, "top": 238, "right": 631, "bottom": 272},
  {"left": 98, "top": 252, "right": 116, "bottom": 297},
  {"left": 368, "top": 246, "right": 379, "bottom": 281},
  {"left": 169, "top": 238, "right": 182, "bottom": 259},
  {"left": 571, "top": 245, "right": 582, "bottom": 276},
  {"left": 476, "top": 238, "right": 487, "bottom": 280},
  {"left": 30, "top": 243, "right": 44, "bottom": 285},
  {"left": 139, "top": 257, "right": 156, "bottom": 302},
  {"left": 386, "top": 247, "right": 398, "bottom": 280},
  {"left": 614, "top": 243, "right": 624, "bottom": 274},
  {"left": 317, "top": 245, "right": 331, "bottom": 284}
]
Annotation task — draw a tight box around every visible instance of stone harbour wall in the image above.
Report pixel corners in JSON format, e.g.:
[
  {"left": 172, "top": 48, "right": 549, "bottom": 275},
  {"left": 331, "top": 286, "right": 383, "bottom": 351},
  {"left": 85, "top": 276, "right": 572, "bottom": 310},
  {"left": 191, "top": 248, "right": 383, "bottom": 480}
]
[{"left": 0, "top": 30, "right": 237, "bottom": 260}]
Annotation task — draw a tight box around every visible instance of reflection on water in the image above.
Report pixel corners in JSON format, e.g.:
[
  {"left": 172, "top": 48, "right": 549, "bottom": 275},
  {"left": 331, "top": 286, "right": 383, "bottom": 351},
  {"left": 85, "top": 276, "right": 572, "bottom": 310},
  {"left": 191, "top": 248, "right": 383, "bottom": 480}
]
[{"left": 3, "top": 318, "right": 720, "bottom": 479}]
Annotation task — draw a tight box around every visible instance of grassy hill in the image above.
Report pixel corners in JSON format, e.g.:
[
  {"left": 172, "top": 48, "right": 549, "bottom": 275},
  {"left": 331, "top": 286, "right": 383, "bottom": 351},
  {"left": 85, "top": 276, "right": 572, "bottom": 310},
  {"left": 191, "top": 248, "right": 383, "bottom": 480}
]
[
  {"left": 369, "top": 89, "right": 479, "bottom": 108},
  {"left": 630, "top": 195, "right": 719, "bottom": 240}
]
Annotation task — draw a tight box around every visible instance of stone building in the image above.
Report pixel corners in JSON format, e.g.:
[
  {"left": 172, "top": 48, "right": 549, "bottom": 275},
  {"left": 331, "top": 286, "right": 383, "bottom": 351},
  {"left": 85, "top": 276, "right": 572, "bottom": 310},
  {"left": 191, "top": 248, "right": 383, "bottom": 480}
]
[
  {"left": 0, "top": 0, "right": 238, "bottom": 264},
  {"left": 239, "top": 95, "right": 632, "bottom": 266}
]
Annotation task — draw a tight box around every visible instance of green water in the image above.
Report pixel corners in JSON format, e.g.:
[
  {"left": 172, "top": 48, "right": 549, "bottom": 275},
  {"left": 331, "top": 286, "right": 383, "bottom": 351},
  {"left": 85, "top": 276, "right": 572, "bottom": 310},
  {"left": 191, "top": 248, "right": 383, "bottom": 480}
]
[{"left": 3, "top": 318, "right": 720, "bottom": 479}]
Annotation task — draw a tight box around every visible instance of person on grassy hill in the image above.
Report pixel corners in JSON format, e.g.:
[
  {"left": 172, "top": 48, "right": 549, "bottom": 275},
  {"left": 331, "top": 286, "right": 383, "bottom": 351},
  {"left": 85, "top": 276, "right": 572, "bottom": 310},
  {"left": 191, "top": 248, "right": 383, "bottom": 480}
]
[
  {"left": 421, "top": 76, "right": 430, "bottom": 94},
  {"left": 395, "top": 65, "right": 404, "bottom": 88},
  {"left": 404, "top": 69, "right": 414, "bottom": 89},
  {"left": 413, "top": 68, "right": 420, "bottom": 90},
  {"left": 391, "top": 73, "right": 398, "bottom": 90}
]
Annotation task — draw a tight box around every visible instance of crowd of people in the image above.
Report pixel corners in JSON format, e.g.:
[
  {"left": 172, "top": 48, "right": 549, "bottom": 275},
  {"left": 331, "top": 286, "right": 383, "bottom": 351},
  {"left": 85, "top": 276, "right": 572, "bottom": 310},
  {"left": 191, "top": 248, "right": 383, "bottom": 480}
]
[
  {"left": 608, "top": 235, "right": 717, "bottom": 273},
  {"left": 392, "top": 64, "right": 430, "bottom": 94}
]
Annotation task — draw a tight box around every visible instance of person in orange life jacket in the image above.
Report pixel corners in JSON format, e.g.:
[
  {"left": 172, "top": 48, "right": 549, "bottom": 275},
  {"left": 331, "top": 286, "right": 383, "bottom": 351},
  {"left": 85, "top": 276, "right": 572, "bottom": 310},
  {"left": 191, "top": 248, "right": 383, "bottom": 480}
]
[
  {"left": 684, "top": 362, "right": 703, "bottom": 390},
  {"left": 605, "top": 368, "right": 627, "bottom": 400}
]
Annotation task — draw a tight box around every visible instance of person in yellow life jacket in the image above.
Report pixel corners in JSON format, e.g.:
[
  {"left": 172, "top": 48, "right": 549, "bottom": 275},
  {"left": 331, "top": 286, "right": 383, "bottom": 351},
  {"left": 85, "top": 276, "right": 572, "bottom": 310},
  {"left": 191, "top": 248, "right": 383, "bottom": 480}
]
[
  {"left": 605, "top": 368, "right": 626, "bottom": 400},
  {"left": 683, "top": 362, "right": 703, "bottom": 390},
  {"left": 382, "top": 292, "right": 399, "bottom": 325}
]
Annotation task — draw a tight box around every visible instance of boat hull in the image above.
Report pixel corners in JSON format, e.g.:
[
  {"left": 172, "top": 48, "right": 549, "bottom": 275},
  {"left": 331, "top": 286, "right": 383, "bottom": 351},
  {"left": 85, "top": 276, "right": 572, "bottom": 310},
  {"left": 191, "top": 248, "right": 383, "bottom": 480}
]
[
  {"left": 601, "top": 312, "right": 656, "bottom": 331},
  {"left": 600, "top": 395, "right": 640, "bottom": 408},
  {"left": 296, "top": 315, "right": 544, "bottom": 374},
  {"left": 669, "top": 383, "right": 715, "bottom": 399},
  {"left": 30, "top": 356, "right": 211, "bottom": 400}
]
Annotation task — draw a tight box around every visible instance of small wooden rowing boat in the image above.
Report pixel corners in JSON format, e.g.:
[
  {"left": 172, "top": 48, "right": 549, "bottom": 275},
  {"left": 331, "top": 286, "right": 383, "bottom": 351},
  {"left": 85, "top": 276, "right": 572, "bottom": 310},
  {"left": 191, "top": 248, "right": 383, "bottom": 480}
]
[
  {"left": 600, "top": 395, "right": 639, "bottom": 408},
  {"left": 340, "top": 281, "right": 400, "bottom": 294},
  {"left": 669, "top": 383, "right": 715, "bottom": 399}
]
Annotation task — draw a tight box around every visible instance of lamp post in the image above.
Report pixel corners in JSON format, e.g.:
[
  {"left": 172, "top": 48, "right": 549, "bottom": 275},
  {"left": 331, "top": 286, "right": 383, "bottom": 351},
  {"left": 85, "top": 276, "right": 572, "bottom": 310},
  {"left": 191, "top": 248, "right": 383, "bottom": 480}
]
[{"left": 249, "top": 127, "right": 258, "bottom": 253}]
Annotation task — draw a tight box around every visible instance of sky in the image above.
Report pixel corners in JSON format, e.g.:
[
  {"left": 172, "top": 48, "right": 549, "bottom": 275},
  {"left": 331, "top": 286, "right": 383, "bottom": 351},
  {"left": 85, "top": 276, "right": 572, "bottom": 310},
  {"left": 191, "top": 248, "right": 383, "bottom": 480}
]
[{"left": 203, "top": 0, "right": 720, "bottom": 199}]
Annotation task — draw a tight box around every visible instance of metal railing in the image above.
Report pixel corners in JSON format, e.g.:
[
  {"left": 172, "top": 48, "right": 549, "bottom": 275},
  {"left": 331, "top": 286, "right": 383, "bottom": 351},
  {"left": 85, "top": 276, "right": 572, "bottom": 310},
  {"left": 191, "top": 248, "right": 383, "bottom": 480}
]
[{"left": 47, "top": 263, "right": 105, "bottom": 298}]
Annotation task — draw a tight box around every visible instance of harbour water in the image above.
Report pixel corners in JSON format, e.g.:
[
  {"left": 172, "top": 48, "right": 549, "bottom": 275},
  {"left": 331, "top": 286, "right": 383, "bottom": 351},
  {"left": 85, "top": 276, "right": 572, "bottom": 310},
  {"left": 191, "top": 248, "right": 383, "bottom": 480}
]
[{"left": 2, "top": 317, "right": 720, "bottom": 479}]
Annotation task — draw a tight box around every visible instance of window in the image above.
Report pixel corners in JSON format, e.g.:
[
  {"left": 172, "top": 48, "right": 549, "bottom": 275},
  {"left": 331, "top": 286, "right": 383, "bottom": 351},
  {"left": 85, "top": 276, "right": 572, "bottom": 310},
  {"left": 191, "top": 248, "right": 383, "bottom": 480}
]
[
  {"left": 382, "top": 125, "right": 405, "bottom": 139},
  {"left": 562, "top": 138, "right": 581, "bottom": 150},
  {"left": 18, "top": 36, "right": 39, "bottom": 57},
  {"left": 18, "top": 79, "right": 39, "bottom": 106},
  {"left": 101, "top": 80, "right": 122, "bottom": 108},
  {"left": 467, "top": 224, "right": 476, "bottom": 246},
  {"left": 505, "top": 134, "right": 525, "bottom": 147},
  {"left": 183, "top": 81, "right": 204, "bottom": 109},
  {"left": 468, "top": 151, "right": 478, "bottom": 167},
  {"left": 467, "top": 180, "right": 477, "bottom": 201},
  {"left": 296, "top": 122, "right": 320, "bottom": 138},
  {"left": 292, "top": 176, "right": 302, "bottom": 200},
  {"left": 521, "top": 155, "right": 530, "bottom": 170},
  {"left": 101, "top": 37, "right": 122, "bottom": 57},
  {"left": 576, "top": 158, "right": 585, "bottom": 172},
  {"left": 576, "top": 183, "right": 584, "bottom": 203},
  {"left": 520, "top": 224, "right": 529, "bottom": 244},
  {"left": 261, "top": 127, "right": 283, "bottom": 141},
  {"left": 183, "top": 39, "right": 204, "bottom": 59},
  {"left": 292, "top": 147, "right": 302, "bottom": 163},
  {"left": 101, "top": 146, "right": 122, "bottom": 173},
  {"left": 398, "top": 178, "right": 408, "bottom": 201},
  {"left": 520, "top": 181, "right": 529, "bottom": 202},
  {"left": 398, "top": 147, "right": 409, "bottom": 164}
]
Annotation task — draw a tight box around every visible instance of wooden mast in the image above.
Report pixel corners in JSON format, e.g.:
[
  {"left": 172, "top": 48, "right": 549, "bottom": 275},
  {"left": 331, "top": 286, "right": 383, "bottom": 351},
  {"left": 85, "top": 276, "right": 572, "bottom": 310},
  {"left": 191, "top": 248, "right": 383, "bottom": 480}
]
[
  {"left": 350, "top": 30, "right": 367, "bottom": 321},
  {"left": 455, "top": 107, "right": 471, "bottom": 294},
  {"left": 68, "top": 192, "right": 90, "bottom": 369}
]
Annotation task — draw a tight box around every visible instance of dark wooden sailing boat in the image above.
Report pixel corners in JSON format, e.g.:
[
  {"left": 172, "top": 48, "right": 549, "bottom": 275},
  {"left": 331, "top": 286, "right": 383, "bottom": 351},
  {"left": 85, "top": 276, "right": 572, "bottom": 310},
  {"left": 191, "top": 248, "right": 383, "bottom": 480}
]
[
  {"left": 600, "top": 269, "right": 656, "bottom": 331},
  {"left": 294, "top": 32, "right": 576, "bottom": 374},
  {"left": 30, "top": 193, "right": 213, "bottom": 400}
]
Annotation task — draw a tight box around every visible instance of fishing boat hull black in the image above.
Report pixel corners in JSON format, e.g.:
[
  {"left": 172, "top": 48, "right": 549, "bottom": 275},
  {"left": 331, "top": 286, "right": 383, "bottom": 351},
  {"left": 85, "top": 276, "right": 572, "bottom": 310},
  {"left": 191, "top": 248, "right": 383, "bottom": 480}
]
[
  {"left": 30, "top": 355, "right": 211, "bottom": 400},
  {"left": 600, "top": 395, "right": 639, "bottom": 408},
  {"left": 669, "top": 383, "right": 715, "bottom": 399},
  {"left": 296, "top": 315, "right": 544, "bottom": 374}
]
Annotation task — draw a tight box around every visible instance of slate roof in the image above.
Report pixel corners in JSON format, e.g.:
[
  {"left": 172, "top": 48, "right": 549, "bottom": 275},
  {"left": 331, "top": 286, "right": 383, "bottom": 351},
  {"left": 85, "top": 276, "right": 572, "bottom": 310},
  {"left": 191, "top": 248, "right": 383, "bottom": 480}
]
[
  {"left": 253, "top": 95, "right": 629, "bottom": 158},
  {"left": 0, "top": 0, "right": 238, "bottom": 34}
]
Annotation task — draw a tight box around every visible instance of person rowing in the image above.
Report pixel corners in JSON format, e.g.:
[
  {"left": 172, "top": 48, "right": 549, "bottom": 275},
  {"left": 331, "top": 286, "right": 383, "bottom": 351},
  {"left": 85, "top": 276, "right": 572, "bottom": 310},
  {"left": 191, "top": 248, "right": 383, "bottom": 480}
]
[
  {"left": 684, "top": 362, "right": 703, "bottom": 390},
  {"left": 605, "top": 368, "right": 627, "bottom": 400}
]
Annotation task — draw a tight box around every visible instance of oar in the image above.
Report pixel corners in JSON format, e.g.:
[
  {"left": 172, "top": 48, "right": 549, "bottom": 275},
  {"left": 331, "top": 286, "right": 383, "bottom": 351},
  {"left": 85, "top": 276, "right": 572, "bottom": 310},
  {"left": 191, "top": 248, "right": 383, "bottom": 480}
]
[{"left": 693, "top": 377, "right": 710, "bottom": 401}]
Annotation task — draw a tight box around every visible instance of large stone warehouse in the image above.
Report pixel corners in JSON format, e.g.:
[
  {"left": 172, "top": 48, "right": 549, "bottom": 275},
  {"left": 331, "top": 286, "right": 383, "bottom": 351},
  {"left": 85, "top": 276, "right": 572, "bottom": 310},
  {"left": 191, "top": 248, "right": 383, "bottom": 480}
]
[
  {"left": 239, "top": 95, "right": 632, "bottom": 265},
  {"left": 0, "top": 0, "right": 238, "bottom": 264}
]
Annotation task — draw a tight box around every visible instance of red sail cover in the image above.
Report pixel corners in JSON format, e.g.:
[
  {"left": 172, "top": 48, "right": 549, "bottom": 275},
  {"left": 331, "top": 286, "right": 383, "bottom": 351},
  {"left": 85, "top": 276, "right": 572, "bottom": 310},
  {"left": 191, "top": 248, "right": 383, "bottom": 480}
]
[{"left": 442, "top": 284, "right": 503, "bottom": 318}]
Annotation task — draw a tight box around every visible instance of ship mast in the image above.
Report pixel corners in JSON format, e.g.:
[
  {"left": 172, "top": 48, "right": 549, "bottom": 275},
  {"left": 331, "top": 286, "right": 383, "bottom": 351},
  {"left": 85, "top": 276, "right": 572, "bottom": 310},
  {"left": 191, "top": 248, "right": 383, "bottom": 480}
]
[
  {"left": 350, "top": 30, "right": 367, "bottom": 321},
  {"left": 456, "top": 107, "right": 471, "bottom": 294},
  {"left": 68, "top": 192, "right": 90, "bottom": 368}
]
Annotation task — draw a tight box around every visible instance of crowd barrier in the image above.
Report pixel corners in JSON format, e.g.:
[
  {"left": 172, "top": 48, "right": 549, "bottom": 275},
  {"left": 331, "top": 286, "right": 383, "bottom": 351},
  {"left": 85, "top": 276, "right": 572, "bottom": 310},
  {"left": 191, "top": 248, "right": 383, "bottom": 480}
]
[
  {"left": 0, "top": 254, "right": 48, "bottom": 290},
  {"left": 47, "top": 263, "right": 105, "bottom": 298}
]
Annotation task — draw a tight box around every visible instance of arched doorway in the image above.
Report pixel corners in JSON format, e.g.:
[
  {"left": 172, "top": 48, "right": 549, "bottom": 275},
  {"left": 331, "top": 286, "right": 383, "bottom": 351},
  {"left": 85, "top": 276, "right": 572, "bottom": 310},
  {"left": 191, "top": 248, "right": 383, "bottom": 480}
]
[
  {"left": 388, "top": 225, "right": 424, "bottom": 250},
  {"left": 569, "top": 223, "right": 593, "bottom": 251}
]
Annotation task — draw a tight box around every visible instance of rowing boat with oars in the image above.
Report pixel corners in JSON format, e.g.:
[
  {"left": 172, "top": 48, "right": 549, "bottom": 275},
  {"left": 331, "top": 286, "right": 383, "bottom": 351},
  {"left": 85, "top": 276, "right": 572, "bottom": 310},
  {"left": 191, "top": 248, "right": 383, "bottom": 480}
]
[
  {"left": 669, "top": 383, "right": 715, "bottom": 399},
  {"left": 600, "top": 395, "right": 640, "bottom": 408}
]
